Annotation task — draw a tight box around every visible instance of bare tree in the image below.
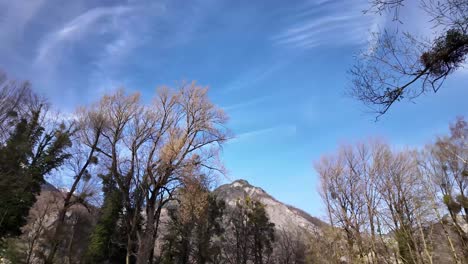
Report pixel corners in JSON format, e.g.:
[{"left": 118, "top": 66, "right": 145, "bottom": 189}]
[
  {"left": 421, "top": 117, "right": 467, "bottom": 250},
  {"left": 44, "top": 104, "right": 106, "bottom": 263},
  {"left": 316, "top": 144, "right": 370, "bottom": 261},
  {"left": 350, "top": 0, "right": 468, "bottom": 117},
  {"left": 84, "top": 82, "right": 228, "bottom": 264},
  {"left": 417, "top": 161, "right": 463, "bottom": 264},
  {"left": 307, "top": 226, "right": 346, "bottom": 264},
  {"left": 0, "top": 70, "right": 42, "bottom": 142},
  {"left": 376, "top": 149, "right": 432, "bottom": 264},
  {"left": 316, "top": 141, "right": 437, "bottom": 263},
  {"left": 273, "top": 228, "right": 308, "bottom": 264},
  {"left": 21, "top": 190, "right": 62, "bottom": 264}
]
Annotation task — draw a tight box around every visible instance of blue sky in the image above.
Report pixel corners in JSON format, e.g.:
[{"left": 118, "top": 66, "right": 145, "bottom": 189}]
[{"left": 1, "top": 0, "right": 467, "bottom": 217}]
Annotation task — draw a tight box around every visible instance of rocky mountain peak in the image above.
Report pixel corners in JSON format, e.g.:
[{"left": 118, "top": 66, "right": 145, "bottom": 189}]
[
  {"left": 231, "top": 179, "right": 250, "bottom": 186},
  {"left": 215, "top": 179, "right": 325, "bottom": 235}
]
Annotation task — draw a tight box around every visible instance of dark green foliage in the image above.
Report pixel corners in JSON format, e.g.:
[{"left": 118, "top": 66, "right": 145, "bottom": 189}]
[
  {"left": 160, "top": 193, "right": 225, "bottom": 264},
  {"left": 227, "top": 197, "right": 275, "bottom": 264},
  {"left": 161, "top": 207, "right": 192, "bottom": 264},
  {"left": 0, "top": 110, "right": 72, "bottom": 239},
  {"left": 395, "top": 228, "right": 417, "bottom": 264},
  {"left": 1, "top": 238, "right": 27, "bottom": 264},
  {"left": 193, "top": 195, "right": 226, "bottom": 263},
  {"left": 247, "top": 200, "right": 275, "bottom": 264},
  {"left": 84, "top": 174, "right": 125, "bottom": 264},
  {"left": 421, "top": 29, "right": 468, "bottom": 77}
]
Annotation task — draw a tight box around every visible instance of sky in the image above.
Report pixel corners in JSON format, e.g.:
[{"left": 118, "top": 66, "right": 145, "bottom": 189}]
[{"left": 1, "top": 0, "right": 467, "bottom": 218}]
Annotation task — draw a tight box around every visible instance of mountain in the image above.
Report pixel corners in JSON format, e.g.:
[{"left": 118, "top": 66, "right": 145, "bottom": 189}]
[{"left": 214, "top": 179, "right": 326, "bottom": 235}]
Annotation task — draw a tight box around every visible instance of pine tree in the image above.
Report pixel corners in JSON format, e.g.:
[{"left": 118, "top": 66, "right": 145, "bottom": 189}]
[
  {"left": 247, "top": 199, "right": 275, "bottom": 264},
  {"left": 0, "top": 109, "right": 72, "bottom": 239},
  {"left": 225, "top": 197, "right": 275, "bottom": 264},
  {"left": 160, "top": 192, "right": 225, "bottom": 264},
  {"left": 84, "top": 173, "right": 126, "bottom": 263},
  {"left": 193, "top": 195, "right": 225, "bottom": 264}
]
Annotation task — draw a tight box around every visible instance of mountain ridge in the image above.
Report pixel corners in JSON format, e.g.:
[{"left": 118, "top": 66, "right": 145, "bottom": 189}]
[{"left": 214, "top": 179, "right": 326, "bottom": 234}]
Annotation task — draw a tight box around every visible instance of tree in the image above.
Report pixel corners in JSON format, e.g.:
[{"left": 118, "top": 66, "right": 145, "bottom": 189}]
[
  {"left": 375, "top": 149, "right": 430, "bottom": 264},
  {"left": 84, "top": 172, "right": 126, "bottom": 264},
  {"left": 189, "top": 188, "right": 225, "bottom": 263},
  {"left": 44, "top": 101, "right": 106, "bottom": 263},
  {"left": 22, "top": 189, "right": 62, "bottom": 264},
  {"left": 222, "top": 197, "right": 275, "bottom": 264},
  {"left": 0, "top": 108, "right": 72, "bottom": 240},
  {"left": 273, "top": 228, "right": 308, "bottom": 264},
  {"left": 160, "top": 176, "right": 225, "bottom": 264},
  {"left": 83, "top": 83, "right": 228, "bottom": 264},
  {"left": 315, "top": 144, "right": 369, "bottom": 262},
  {"left": 422, "top": 117, "right": 467, "bottom": 251},
  {"left": 349, "top": 0, "right": 467, "bottom": 117},
  {"left": 316, "top": 141, "right": 435, "bottom": 263},
  {"left": 307, "top": 226, "right": 345, "bottom": 264},
  {"left": 248, "top": 199, "right": 276, "bottom": 264},
  {"left": 0, "top": 70, "right": 39, "bottom": 142}
]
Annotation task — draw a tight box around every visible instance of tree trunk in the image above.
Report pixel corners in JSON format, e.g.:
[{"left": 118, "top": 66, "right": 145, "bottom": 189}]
[
  {"left": 136, "top": 200, "right": 156, "bottom": 264},
  {"left": 126, "top": 224, "right": 134, "bottom": 264},
  {"left": 148, "top": 205, "right": 162, "bottom": 264},
  {"left": 25, "top": 237, "right": 36, "bottom": 264},
  {"left": 44, "top": 208, "right": 67, "bottom": 264},
  {"left": 66, "top": 219, "right": 76, "bottom": 264}
]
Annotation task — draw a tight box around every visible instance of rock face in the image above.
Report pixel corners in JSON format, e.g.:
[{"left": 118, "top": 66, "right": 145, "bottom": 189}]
[{"left": 214, "top": 179, "right": 325, "bottom": 234}]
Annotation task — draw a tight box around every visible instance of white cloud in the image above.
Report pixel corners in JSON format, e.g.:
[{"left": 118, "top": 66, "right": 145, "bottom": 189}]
[
  {"left": 222, "top": 94, "right": 274, "bottom": 111},
  {"left": 35, "top": 5, "right": 132, "bottom": 64},
  {"left": 230, "top": 125, "right": 297, "bottom": 144},
  {"left": 31, "top": 1, "right": 169, "bottom": 99},
  {"left": 273, "top": 0, "right": 381, "bottom": 50}
]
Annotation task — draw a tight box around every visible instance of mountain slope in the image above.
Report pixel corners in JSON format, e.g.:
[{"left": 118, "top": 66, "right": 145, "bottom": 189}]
[{"left": 214, "top": 179, "right": 325, "bottom": 234}]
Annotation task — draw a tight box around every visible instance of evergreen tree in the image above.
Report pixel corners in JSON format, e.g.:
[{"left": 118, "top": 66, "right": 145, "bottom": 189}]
[
  {"left": 225, "top": 197, "right": 275, "bottom": 264},
  {"left": 160, "top": 192, "right": 225, "bottom": 264},
  {"left": 247, "top": 199, "right": 275, "bottom": 264},
  {"left": 160, "top": 206, "right": 192, "bottom": 264},
  {"left": 0, "top": 109, "right": 72, "bottom": 239},
  {"left": 84, "top": 173, "right": 126, "bottom": 264},
  {"left": 193, "top": 195, "right": 225, "bottom": 264}
]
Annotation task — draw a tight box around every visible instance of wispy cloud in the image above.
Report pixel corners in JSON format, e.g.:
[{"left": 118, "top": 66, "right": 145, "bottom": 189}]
[
  {"left": 30, "top": 1, "right": 170, "bottom": 98},
  {"left": 0, "top": 0, "right": 222, "bottom": 107},
  {"left": 35, "top": 5, "right": 133, "bottom": 64},
  {"left": 222, "top": 94, "right": 274, "bottom": 111},
  {"left": 222, "top": 60, "right": 289, "bottom": 93},
  {"left": 273, "top": 0, "right": 379, "bottom": 49},
  {"left": 230, "top": 125, "right": 297, "bottom": 144}
]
